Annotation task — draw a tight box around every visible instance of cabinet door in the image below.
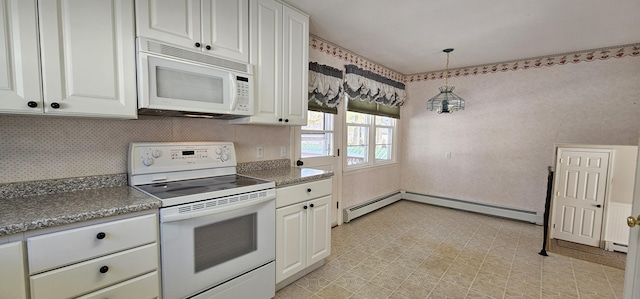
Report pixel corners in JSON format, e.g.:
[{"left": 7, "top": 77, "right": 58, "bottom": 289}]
[
  {"left": 281, "top": 5, "right": 308, "bottom": 125},
  {"left": 201, "top": 0, "right": 249, "bottom": 62},
  {"left": 0, "top": 0, "right": 42, "bottom": 115},
  {"left": 307, "top": 195, "right": 331, "bottom": 265},
  {"left": 135, "top": 0, "right": 201, "bottom": 50},
  {"left": 0, "top": 241, "right": 28, "bottom": 299},
  {"left": 38, "top": 0, "right": 137, "bottom": 118},
  {"left": 248, "top": 0, "right": 282, "bottom": 123},
  {"left": 275, "top": 202, "right": 306, "bottom": 283}
]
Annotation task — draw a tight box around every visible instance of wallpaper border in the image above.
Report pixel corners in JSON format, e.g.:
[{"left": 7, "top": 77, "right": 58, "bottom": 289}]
[
  {"left": 406, "top": 43, "right": 640, "bottom": 82},
  {"left": 310, "top": 35, "right": 405, "bottom": 82},
  {"left": 309, "top": 35, "right": 640, "bottom": 83}
]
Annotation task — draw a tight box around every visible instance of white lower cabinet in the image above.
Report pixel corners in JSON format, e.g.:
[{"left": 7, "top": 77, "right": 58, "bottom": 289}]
[
  {"left": 0, "top": 241, "right": 28, "bottom": 299},
  {"left": 275, "top": 179, "right": 331, "bottom": 284},
  {"left": 26, "top": 213, "right": 160, "bottom": 299}
]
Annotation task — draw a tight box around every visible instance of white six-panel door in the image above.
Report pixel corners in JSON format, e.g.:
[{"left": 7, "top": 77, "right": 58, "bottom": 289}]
[{"left": 552, "top": 149, "right": 610, "bottom": 246}]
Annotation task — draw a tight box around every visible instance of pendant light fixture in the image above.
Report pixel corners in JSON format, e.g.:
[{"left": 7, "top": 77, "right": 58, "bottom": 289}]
[{"left": 427, "top": 48, "right": 465, "bottom": 114}]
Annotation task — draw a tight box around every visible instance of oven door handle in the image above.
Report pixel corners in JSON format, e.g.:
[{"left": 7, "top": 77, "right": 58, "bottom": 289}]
[{"left": 161, "top": 196, "right": 275, "bottom": 223}]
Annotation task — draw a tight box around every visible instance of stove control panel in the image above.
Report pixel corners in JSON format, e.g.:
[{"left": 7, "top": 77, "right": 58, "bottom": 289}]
[{"left": 128, "top": 142, "right": 237, "bottom": 177}]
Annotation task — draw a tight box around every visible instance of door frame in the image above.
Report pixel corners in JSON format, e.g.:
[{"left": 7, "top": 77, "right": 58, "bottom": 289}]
[
  {"left": 623, "top": 140, "right": 640, "bottom": 298},
  {"left": 550, "top": 146, "right": 614, "bottom": 247}
]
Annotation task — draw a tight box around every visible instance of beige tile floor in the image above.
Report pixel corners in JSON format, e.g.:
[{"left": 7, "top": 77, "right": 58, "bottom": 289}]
[{"left": 275, "top": 200, "right": 625, "bottom": 299}]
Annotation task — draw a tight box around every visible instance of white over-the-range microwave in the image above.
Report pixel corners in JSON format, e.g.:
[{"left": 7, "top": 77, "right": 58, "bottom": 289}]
[{"left": 136, "top": 38, "right": 254, "bottom": 119}]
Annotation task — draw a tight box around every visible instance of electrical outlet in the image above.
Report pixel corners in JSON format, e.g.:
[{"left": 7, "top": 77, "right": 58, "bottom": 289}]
[
  {"left": 256, "top": 146, "right": 264, "bottom": 159},
  {"left": 280, "top": 146, "right": 287, "bottom": 157}
]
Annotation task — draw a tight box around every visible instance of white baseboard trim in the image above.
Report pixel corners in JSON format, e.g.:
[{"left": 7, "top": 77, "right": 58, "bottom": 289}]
[{"left": 402, "top": 191, "right": 544, "bottom": 225}]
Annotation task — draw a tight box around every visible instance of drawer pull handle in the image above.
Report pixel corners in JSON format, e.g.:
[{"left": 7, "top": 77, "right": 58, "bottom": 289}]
[
  {"left": 96, "top": 232, "right": 106, "bottom": 240},
  {"left": 99, "top": 266, "right": 109, "bottom": 274},
  {"left": 303, "top": 205, "right": 308, "bottom": 210},
  {"left": 310, "top": 204, "right": 314, "bottom": 208},
  {"left": 307, "top": 188, "right": 311, "bottom": 192}
]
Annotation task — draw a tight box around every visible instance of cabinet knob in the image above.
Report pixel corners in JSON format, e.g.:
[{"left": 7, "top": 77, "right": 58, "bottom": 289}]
[
  {"left": 27, "top": 101, "right": 38, "bottom": 108},
  {"left": 303, "top": 205, "right": 308, "bottom": 210},
  {"left": 96, "top": 232, "right": 106, "bottom": 240},
  {"left": 205, "top": 45, "right": 212, "bottom": 50},
  {"left": 278, "top": 118, "right": 283, "bottom": 122},
  {"left": 307, "top": 188, "right": 311, "bottom": 193},
  {"left": 310, "top": 203, "right": 314, "bottom": 208},
  {"left": 195, "top": 42, "right": 201, "bottom": 48},
  {"left": 50, "top": 102, "right": 60, "bottom": 109},
  {"left": 99, "top": 266, "right": 109, "bottom": 274},
  {"left": 285, "top": 119, "right": 289, "bottom": 123}
]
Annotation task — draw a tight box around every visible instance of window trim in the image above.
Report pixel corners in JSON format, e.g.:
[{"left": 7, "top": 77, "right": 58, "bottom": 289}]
[{"left": 344, "top": 110, "right": 398, "bottom": 171}]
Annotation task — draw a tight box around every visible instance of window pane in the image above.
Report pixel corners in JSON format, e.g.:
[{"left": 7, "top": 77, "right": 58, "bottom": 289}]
[
  {"left": 346, "top": 111, "right": 370, "bottom": 124},
  {"left": 375, "top": 116, "right": 395, "bottom": 126},
  {"left": 347, "top": 126, "right": 369, "bottom": 165},
  {"left": 303, "top": 111, "right": 326, "bottom": 130},
  {"left": 301, "top": 132, "right": 333, "bottom": 158},
  {"left": 375, "top": 127, "right": 393, "bottom": 161}
]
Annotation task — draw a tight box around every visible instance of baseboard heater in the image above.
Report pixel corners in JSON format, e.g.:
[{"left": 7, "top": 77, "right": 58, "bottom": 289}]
[
  {"left": 605, "top": 242, "right": 628, "bottom": 253},
  {"left": 343, "top": 191, "right": 403, "bottom": 223},
  {"left": 403, "top": 191, "right": 544, "bottom": 225}
]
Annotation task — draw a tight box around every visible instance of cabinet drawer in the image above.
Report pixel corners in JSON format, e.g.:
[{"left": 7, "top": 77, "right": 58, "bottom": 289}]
[
  {"left": 76, "top": 271, "right": 159, "bottom": 299},
  {"left": 30, "top": 243, "right": 158, "bottom": 299},
  {"left": 276, "top": 179, "right": 332, "bottom": 208},
  {"left": 28, "top": 214, "right": 157, "bottom": 274}
]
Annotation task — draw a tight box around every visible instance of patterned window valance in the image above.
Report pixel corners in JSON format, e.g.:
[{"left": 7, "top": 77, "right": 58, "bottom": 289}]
[
  {"left": 344, "top": 64, "right": 406, "bottom": 119},
  {"left": 308, "top": 62, "right": 344, "bottom": 114}
]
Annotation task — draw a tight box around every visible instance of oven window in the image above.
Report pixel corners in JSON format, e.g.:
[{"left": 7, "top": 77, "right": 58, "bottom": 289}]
[
  {"left": 156, "top": 66, "right": 224, "bottom": 104},
  {"left": 193, "top": 213, "right": 257, "bottom": 273}
]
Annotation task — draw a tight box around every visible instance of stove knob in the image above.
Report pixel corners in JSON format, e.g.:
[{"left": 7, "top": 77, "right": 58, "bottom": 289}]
[
  {"left": 220, "top": 153, "right": 229, "bottom": 162},
  {"left": 142, "top": 157, "right": 154, "bottom": 166},
  {"left": 215, "top": 147, "right": 223, "bottom": 155},
  {"left": 151, "top": 149, "right": 163, "bottom": 158}
]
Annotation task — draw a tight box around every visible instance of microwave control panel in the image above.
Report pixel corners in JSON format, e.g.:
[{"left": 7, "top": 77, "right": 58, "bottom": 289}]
[{"left": 235, "top": 76, "right": 251, "bottom": 113}]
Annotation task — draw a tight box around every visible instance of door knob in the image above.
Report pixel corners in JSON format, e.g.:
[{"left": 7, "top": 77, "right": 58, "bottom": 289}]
[{"left": 628, "top": 215, "right": 640, "bottom": 228}]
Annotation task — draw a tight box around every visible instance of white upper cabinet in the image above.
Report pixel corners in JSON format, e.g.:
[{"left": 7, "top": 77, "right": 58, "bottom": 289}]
[
  {"left": 230, "top": 0, "right": 308, "bottom": 126},
  {"left": 136, "top": 0, "right": 249, "bottom": 63},
  {"left": 0, "top": 0, "right": 138, "bottom": 118},
  {"left": 0, "top": 0, "right": 42, "bottom": 115}
]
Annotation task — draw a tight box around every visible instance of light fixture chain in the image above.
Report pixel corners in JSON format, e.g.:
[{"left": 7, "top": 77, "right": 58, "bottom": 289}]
[{"left": 445, "top": 52, "right": 449, "bottom": 87}]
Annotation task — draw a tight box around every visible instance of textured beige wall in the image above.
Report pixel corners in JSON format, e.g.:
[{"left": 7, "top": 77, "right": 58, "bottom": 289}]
[
  {"left": 0, "top": 115, "right": 290, "bottom": 183},
  {"left": 401, "top": 57, "right": 640, "bottom": 212}
]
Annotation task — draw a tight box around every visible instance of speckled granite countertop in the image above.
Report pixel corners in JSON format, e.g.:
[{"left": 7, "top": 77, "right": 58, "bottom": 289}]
[
  {"left": 0, "top": 160, "right": 329, "bottom": 237},
  {"left": 239, "top": 167, "right": 333, "bottom": 187},
  {"left": 0, "top": 175, "right": 160, "bottom": 237}
]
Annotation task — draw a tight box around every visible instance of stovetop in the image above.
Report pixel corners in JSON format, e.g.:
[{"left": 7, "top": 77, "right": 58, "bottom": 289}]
[{"left": 135, "top": 174, "right": 272, "bottom": 200}]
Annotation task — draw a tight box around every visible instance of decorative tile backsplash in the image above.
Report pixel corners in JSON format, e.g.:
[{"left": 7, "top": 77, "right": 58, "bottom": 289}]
[{"left": 0, "top": 115, "right": 290, "bottom": 184}]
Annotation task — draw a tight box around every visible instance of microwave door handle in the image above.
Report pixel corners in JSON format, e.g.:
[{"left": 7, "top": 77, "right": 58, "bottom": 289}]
[{"left": 230, "top": 79, "right": 238, "bottom": 112}]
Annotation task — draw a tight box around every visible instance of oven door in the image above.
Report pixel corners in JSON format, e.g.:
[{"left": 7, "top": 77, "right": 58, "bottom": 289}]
[{"left": 160, "top": 198, "right": 275, "bottom": 299}]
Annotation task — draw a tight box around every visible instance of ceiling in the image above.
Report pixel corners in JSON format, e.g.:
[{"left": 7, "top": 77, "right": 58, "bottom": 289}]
[{"left": 284, "top": 0, "right": 640, "bottom": 75}]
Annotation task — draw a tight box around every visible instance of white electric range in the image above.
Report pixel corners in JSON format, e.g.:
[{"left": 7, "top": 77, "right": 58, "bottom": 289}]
[{"left": 128, "top": 142, "right": 275, "bottom": 299}]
